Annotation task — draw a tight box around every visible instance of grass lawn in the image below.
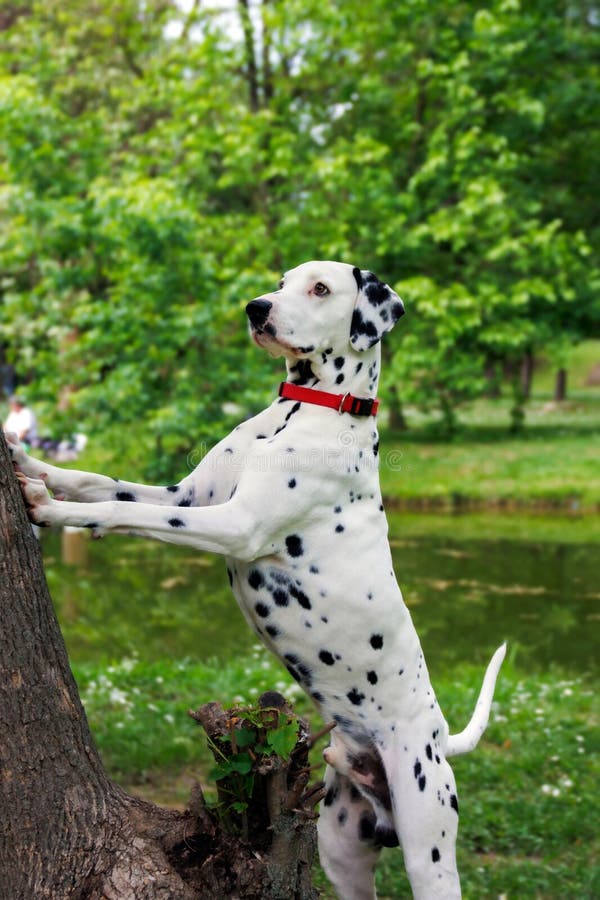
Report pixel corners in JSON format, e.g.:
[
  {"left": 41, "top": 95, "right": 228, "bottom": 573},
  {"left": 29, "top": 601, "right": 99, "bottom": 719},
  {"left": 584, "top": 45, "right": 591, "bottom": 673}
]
[
  {"left": 380, "top": 402, "right": 600, "bottom": 510},
  {"left": 73, "top": 649, "right": 599, "bottom": 899},
  {"left": 379, "top": 347, "right": 600, "bottom": 511}
]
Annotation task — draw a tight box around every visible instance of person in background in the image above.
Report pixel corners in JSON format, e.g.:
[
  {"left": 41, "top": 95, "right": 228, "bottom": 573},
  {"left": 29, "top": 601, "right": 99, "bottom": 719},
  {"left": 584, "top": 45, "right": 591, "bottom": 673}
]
[{"left": 3, "top": 395, "right": 39, "bottom": 450}]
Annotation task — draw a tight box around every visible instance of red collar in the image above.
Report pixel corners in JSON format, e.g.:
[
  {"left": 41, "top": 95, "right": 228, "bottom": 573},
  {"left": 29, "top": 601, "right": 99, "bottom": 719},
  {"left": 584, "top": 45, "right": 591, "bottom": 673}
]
[{"left": 278, "top": 382, "right": 379, "bottom": 416}]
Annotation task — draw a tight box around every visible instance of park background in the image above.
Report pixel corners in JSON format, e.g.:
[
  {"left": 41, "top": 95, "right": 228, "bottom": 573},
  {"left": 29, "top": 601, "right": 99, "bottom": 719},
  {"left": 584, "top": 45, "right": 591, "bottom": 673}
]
[{"left": 0, "top": 1, "right": 598, "bottom": 896}]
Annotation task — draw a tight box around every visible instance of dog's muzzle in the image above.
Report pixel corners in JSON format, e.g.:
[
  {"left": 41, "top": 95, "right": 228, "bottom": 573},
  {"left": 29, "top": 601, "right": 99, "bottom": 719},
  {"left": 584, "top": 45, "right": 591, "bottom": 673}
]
[{"left": 246, "top": 299, "right": 273, "bottom": 329}]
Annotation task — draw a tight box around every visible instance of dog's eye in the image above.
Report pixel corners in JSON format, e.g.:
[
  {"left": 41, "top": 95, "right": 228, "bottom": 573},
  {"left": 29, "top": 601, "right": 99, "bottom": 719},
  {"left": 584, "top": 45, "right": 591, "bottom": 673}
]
[{"left": 313, "top": 282, "right": 330, "bottom": 296}]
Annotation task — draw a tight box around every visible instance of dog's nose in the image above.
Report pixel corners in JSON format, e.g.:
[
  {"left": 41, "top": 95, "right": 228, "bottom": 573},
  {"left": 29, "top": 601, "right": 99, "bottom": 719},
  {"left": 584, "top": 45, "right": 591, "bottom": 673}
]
[{"left": 246, "top": 299, "right": 272, "bottom": 328}]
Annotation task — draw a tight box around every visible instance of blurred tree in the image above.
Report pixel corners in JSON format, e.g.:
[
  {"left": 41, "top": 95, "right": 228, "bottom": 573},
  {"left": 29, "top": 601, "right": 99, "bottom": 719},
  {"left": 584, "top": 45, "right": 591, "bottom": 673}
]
[{"left": 0, "top": 0, "right": 598, "bottom": 465}]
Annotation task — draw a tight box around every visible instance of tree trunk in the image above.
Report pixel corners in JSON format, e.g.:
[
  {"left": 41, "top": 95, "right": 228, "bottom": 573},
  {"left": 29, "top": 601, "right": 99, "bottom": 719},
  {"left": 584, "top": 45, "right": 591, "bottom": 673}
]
[
  {"left": 0, "top": 432, "right": 320, "bottom": 899},
  {"left": 483, "top": 356, "right": 501, "bottom": 398},
  {"left": 520, "top": 349, "right": 534, "bottom": 400},
  {"left": 554, "top": 367, "right": 567, "bottom": 401},
  {"left": 388, "top": 383, "right": 408, "bottom": 431}
]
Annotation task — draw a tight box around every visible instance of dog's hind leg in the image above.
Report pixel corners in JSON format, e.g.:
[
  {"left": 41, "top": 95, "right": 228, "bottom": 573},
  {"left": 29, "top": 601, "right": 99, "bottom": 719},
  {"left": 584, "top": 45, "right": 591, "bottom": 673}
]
[
  {"left": 381, "top": 735, "right": 462, "bottom": 900},
  {"left": 318, "top": 767, "right": 382, "bottom": 900}
]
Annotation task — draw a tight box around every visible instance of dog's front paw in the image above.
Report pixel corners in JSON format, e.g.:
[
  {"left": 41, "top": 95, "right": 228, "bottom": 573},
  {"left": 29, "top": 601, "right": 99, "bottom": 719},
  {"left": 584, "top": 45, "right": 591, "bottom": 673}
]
[
  {"left": 4, "top": 432, "right": 45, "bottom": 479},
  {"left": 16, "top": 473, "right": 55, "bottom": 526},
  {"left": 5, "top": 431, "right": 28, "bottom": 467}
]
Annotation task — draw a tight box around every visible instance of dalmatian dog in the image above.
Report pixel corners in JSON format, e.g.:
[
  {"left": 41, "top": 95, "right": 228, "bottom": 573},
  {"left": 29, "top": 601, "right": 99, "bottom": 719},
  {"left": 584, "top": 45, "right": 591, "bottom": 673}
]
[{"left": 8, "top": 260, "right": 505, "bottom": 899}]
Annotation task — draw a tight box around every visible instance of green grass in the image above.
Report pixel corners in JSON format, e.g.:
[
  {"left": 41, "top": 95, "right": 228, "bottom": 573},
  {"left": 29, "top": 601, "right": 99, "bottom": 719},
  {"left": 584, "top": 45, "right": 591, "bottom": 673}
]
[
  {"left": 380, "top": 394, "right": 600, "bottom": 512},
  {"left": 378, "top": 341, "right": 600, "bottom": 512},
  {"left": 73, "top": 648, "right": 599, "bottom": 898}
]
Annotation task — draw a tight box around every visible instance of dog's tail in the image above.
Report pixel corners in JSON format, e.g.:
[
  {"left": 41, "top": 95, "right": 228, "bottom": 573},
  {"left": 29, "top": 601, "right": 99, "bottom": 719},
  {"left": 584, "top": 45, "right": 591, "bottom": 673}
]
[{"left": 446, "top": 643, "right": 507, "bottom": 758}]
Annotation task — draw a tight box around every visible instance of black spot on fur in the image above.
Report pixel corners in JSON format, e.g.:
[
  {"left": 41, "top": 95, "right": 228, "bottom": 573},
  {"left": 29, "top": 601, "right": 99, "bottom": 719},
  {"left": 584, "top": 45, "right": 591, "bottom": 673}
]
[
  {"left": 367, "top": 670, "right": 378, "bottom": 685},
  {"left": 255, "top": 602, "right": 270, "bottom": 618},
  {"left": 116, "top": 491, "right": 136, "bottom": 502},
  {"left": 347, "top": 688, "right": 365, "bottom": 706},
  {"left": 285, "top": 534, "right": 304, "bottom": 557},
  {"left": 319, "top": 650, "right": 335, "bottom": 666},
  {"left": 365, "top": 277, "right": 390, "bottom": 306},
  {"left": 168, "top": 518, "right": 185, "bottom": 527},
  {"left": 450, "top": 793, "right": 459, "bottom": 814},
  {"left": 286, "top": 664, "right": 300, "bottom": 682},
  {"left": 370, "top": 634, "right": 384, "bottom": 649},
  {"left": 351, "top": 309, "right": 378, "bottom": 341},
  {"left": 289, "top": 359, "right": 315, "bottom": 385},
  {"left": 418, "top": 775, "right": 426, "bottom": 791},
  {"left": 414, "top": 760, "right": 422, "bottom": 779},
  {"left": 335, "top": 524, "right": 345, "bottom": 533},
  {"left": 248, "top": 569, "right": 264, "bottom": 590},
  {"left": 166, "top": 485, "right": 179, "bottom": 493},
  {"left": 226, "top": 567, "right": 233, "bottom": 586},
  {"left": 285, "top": 402, "right": 302, "bottom": 420},
  {"left": 432, "top": 847, "right": 440, "bottom": 863},
  {"left": 265, "top": 625, "right": 279, "bottom": 638},
  {"left": 273, "top": 589, "right": 289, "bottom": 607},
  {"left": 288, "top": 478, "right": 296, "bottom": 488},
  {"left": 178, "top": 497, "right": 192, "bottom": 507},
  {"left": 358, "top": 812, "right": 376, "bottom": 842},
  {"left": 335, "top": 373, "right": 344, "bottom": 384},
  {"left": 349, "top": 784, "right": 361, "bottom": 802},
  {"left": 289, "top": 585, "right": 311, "bottom": 609},
  {"left": 324, "top": 784, "right": 339, "bottom": 807},
  {"left": 426, "top": 744, "right": 433, "bottom": 761},
  {"left": 337, "top": 807, "right": 348, "bottom": 825}
]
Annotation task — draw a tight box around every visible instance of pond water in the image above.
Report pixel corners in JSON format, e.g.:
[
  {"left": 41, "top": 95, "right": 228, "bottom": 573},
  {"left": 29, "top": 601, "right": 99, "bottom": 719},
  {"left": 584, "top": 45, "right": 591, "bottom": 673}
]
[{"left": 42, "top": 513, "right": 599, "bottom": 676}]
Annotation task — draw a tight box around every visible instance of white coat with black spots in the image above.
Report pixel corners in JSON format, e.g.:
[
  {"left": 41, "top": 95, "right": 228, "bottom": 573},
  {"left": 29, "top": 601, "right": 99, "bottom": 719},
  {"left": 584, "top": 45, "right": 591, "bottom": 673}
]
[{"left": 8, "top": 260, "right": 506, "bottom": 900}]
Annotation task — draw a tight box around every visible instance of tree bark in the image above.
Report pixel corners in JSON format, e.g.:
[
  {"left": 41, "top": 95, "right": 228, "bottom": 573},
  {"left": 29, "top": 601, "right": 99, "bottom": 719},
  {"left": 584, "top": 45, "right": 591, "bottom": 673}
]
[
  {"left": 483, "top": 356, "right": 501, "bottom": 398},
  {"left": 554, "top": 367, "right": 567, "bottom": 401},
  {"left": 0, "top": 432, "right": 320, "bottom": 898},
  {"left": 388, "top": 384, "right": 408, "bottom": 431},
  {"left": 520, "top": 349, "right": 534, "bottom": 400}
]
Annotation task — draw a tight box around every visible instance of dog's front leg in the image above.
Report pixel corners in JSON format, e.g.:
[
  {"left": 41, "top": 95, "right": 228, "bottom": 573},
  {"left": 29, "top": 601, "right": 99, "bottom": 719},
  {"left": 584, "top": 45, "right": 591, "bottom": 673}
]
[
  {"left": 5, "top": 432, "right": 199, "bottom": 506},
  {"left": 18, "top": 475, "right": 267, "bottom": 561}
]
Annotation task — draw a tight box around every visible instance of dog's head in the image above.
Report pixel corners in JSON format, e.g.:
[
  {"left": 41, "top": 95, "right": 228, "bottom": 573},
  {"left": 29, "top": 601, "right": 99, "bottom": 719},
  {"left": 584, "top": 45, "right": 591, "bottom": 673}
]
[{"left": 246, "top": 261, "right": 404, "bottom": 360}]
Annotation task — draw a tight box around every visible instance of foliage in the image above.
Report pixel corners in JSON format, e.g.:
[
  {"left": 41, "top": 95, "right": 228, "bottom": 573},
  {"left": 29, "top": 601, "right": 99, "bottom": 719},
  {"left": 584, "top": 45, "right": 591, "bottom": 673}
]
[
  {"left": 0, "top": 0, "right": 598, "bottom": 471},
  {"left": 207, "top": 703, "right": 300, "bottom": 824},
  {"left": 72, "top": 650, "right": 599, "bottom": 897}
]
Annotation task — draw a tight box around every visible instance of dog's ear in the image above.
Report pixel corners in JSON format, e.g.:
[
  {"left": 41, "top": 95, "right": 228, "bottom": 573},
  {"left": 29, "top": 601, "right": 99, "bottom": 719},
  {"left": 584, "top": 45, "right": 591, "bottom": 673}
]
[{"left": 350, "top": 268, "right": 405, "bottom": 351}]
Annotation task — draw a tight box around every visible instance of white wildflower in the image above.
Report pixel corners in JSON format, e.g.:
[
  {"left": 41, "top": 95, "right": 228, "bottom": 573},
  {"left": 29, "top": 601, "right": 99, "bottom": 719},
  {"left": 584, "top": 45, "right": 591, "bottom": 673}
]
[{"left": 109, "top": 688, "right": 130, "bottom": 706}]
